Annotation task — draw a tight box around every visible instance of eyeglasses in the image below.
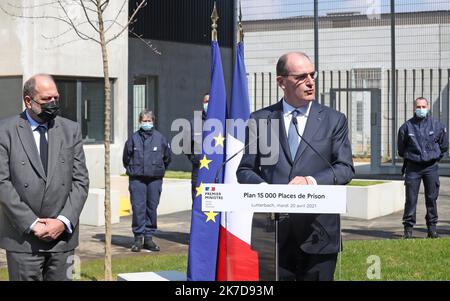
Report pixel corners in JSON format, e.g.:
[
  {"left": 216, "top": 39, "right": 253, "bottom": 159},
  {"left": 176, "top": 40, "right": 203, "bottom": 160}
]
[{"left": 281, "top": 71, "right": 317, "bottom": 83}]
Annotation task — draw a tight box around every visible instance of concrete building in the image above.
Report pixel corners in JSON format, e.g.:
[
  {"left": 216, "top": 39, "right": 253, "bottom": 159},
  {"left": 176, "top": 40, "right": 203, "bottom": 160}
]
[
  {"left": 127, "top": 0, "right": 235, "bottom": 172},
  {"left": 0, "top": 1, "right": 129, "bottom": 188},
  {"left": 0, "top": 0, "right": 236, "bottom": 183}
]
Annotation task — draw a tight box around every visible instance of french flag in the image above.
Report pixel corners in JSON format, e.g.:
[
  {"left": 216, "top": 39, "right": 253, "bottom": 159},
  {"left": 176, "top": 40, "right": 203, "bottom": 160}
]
[{"left": 216, "top": 41, "right": 259, "bottom": 281}]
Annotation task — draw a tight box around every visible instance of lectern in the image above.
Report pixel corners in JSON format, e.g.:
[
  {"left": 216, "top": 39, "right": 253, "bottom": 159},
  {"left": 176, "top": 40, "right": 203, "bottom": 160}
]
[{"left": 203, "top": 183, "right": 346, "bottom": 281}]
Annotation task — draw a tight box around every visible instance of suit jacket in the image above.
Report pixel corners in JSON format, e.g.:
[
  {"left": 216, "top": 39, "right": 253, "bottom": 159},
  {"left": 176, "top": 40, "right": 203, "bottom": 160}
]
[
  {"left": 0, "top": 111, "right": 89, "bottom": 252},
  {"left": 237, "top": 100, "right": 354, "bottom": 254}
]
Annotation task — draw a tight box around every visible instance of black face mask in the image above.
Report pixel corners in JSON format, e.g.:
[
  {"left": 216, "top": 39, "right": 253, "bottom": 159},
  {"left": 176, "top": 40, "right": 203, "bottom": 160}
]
[{"left": 32, "top": 100, "right": 60, "bottom": 122}]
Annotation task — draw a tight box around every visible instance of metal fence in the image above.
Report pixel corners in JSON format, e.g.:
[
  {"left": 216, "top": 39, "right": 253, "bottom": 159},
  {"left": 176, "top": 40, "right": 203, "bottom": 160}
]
[{"left": 242, "top": 0, "right": 450, "bottom": 175}]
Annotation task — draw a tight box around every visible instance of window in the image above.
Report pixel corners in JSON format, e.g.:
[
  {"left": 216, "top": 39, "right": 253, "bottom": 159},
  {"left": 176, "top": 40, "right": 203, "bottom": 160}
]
[
  {"left": 132, "top": 76, "right": 158, "bottom": 132},
  {"left": 352, "top": 68, "right": 381, "bottom": 89},
  {"left": 55, "top": 78, "right": 114, "bottom": 144},
  {"left": 356, "top": 101, "right": 363, "bottom": 132},
  {"left": 0, "top": 77, "right": 23, "bottom": 120}
]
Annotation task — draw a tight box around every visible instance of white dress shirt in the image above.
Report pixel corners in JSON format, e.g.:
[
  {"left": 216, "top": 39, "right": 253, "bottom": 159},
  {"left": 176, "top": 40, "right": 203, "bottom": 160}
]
[
  {"left": 25, "top": 110, "right": 73, "bottom": 234},
  {"left": 282, "top": 99, "right": 317, "bottom": 185}
]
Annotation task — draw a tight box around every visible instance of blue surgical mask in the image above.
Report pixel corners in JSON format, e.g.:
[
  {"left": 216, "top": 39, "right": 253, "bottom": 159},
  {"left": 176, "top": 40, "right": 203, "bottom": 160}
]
[
  {"left": 140, "top": 122, "right": 153, "bottom": 131},
  {"left": 415, "top": 108, "right": 428, "bottom": 118},
  {"left": 203, "top": 103, "right": 208, "bottom": 113}
]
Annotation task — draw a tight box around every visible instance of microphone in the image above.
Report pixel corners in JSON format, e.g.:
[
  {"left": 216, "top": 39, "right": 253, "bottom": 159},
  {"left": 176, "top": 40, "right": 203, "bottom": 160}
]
[
  {"left": 214, "top": 145, "right": 244, "bottom": 183},
  {"left": 292, "top": 116, "right": 337, "bottom": 185},
  {"left": 214, "top": 117, "right": 272, "bottom": 183}
]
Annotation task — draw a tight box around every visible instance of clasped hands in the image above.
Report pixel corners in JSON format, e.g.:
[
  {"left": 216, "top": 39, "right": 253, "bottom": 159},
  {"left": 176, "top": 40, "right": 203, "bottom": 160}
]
[
  {"left": 288, "top": 176, "right": 313, "bottom": 185},
  {"left": 32, "top": 218, "right": 65, "bottom": 241}
]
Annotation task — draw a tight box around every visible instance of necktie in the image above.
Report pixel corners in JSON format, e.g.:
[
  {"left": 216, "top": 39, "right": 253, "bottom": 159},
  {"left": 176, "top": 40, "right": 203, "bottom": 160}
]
[
  {"left": 288, "top": 110, "right": 300, "bottom": 160},
  {"left": 36, "top": 125, "right": 48, "bottom": 174}
]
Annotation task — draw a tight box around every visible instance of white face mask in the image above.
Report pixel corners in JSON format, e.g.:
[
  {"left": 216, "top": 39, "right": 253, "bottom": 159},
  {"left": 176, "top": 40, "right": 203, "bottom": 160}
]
[{"left": 140, "top": 122, "right": 153, "bottom": 131}]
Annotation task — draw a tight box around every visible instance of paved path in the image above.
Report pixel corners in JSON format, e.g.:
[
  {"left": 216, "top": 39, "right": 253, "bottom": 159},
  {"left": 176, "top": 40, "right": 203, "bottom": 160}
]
[{"left": 1, "top": 177, "right": 449, "bottom": 270}]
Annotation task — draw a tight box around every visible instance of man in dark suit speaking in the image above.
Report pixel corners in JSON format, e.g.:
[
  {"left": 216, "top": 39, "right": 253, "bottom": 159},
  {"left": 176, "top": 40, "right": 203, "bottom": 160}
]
[
  {"left": 237, "top": 52, "right": 354, "bottom": 281},
  {"left": 0, "top": 74, "right": 89, "bottom": 281}
]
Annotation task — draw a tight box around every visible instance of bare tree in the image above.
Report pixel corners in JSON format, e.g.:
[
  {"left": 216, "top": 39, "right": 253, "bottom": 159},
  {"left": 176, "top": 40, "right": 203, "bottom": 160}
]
[{"left": 1, "top": 0, "right": 158, "bottom": 281}]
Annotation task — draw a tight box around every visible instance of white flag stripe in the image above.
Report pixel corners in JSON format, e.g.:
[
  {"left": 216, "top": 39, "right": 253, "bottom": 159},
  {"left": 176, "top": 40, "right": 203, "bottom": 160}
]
[
  {"left": 224, "top": 134, "right": 243, "bottom": 183},
  {"left": 222, "top": 134, "right": 253, "bottom": 245}
]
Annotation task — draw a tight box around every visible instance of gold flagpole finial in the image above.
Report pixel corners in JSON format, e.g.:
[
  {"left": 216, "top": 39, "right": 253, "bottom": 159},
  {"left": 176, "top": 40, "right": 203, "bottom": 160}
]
[
  {"left": 237, "top": 0, "right": 243, "bottom": 43},
  {"left": 211, "top": 1, "right": 219, "bottom": 41}
]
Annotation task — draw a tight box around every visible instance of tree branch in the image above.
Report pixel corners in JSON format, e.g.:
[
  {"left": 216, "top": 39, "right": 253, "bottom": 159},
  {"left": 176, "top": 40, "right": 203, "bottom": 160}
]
[
  {"left": 56, "top": 0, "right": 100, "bottom": 44},
  {"left": 100, "top": 0, "right": 110, "bottom": 13},
  {"left": 74, "top": 0, "right": 97, "bottom": 14},
  {"left": 79, "top": 0, "right": 100, "bottom": 33},
  {"left": 104, "top": 0, "right": 127, "bottom": 33},
  {"left": 105, "top": 0, "right": 147, "bottom": 44},
  {"left": 128, "top": 28, "right": 161, "bottom": 55},
  {"left": 2, "top": 1, "right": 59, "bottom": 10},
  {"left": 1, "top": 5, "right": 89, "bottom": 42},
  {"left": 43, "top": 38, "right": 83, "bottom": 49},
  {"left": 41, "top": 20, "right": 92, "bottom": 40}
]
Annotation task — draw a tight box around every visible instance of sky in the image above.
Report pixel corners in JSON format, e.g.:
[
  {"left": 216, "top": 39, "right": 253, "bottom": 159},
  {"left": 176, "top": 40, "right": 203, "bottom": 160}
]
[{"left": 241, "top": 0, "right": 450, "bottom": 21}]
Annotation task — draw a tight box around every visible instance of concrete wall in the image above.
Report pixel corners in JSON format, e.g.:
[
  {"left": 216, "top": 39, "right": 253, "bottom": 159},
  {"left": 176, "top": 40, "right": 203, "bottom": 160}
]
[
  {"left": 128, "top": 38, "right": 233, "bottom": 172},
  {"left": 244, "top": 24, "right": 450, "bottom": 72},
  {"left": 0, "top": 1, "right": 130, "bottom": 188}
]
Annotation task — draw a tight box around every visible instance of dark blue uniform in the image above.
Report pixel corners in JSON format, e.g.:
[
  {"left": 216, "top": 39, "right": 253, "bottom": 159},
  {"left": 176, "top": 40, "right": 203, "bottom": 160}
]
[
  {"left": 185, "top": 112, "right": 206, "bottom": 202},
  {"left": 397, "top": 115, "right": 448, "bottom": 232},
  {"left": 123, "top": 128, "right": 171, "bottom": 240}
]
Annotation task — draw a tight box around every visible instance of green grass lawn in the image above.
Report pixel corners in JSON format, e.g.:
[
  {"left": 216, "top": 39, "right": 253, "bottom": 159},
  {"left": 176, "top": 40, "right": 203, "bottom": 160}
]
[
  {"left": 1, "top": 238, "right": 448, "bottom": 281},
  {"left": 348, "top": 180, "right": 386, "bottom": 186},
  {"left": 121, "top": 171, "right": 191, "bottom": 179},
  {"left": 77, "top": 253, "right": 188, "bottom": 281},
  {"left": 335, "top": 238, "right": 450, "bottom": 280},
  {"left": 0, "top": 253, "right": 187, "bottom": 281},
  {"left": 164, "top": 170, "right": 191, "bottom": 179}
]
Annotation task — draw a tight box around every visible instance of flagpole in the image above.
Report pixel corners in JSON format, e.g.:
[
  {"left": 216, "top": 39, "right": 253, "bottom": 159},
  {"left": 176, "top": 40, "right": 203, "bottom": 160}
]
[
  {"left": 211, "top": 2, "right": 218, "bottom": 42},
  {"left": 211, "top": 1, "right": 226, "bottom": 280},
  {"left": 188, "top": 0, "right": 227, "bottom": 281},
  {"left": 237, "top": 1, "right": 243, "bottom": 43}
]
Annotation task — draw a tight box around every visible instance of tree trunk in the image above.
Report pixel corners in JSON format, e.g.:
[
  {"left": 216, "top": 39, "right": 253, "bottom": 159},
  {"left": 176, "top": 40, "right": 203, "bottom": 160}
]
[{"left": 96, "top": 1, "right": 112, "bottom": 281}]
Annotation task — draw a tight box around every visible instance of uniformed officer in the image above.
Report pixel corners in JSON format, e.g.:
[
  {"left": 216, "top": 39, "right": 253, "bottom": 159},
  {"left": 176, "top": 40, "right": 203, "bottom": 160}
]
[
  {"left": 123, "top": 110, "right": 171, "bottom": 252},
  {"left": 397, "top": 97, "right": 448, "bottom": 239},
  {"left": 185, "top": 93, "right": 208, "bottom": 203}
]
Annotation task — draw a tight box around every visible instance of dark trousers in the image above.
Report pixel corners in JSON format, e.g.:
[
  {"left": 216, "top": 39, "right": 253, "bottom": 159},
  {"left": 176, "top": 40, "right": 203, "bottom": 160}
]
[
  {"left": 250, "top": 213, "right": 337, "bottom": 281},
  {"left": 278, "top": 217, "right": 337, "bottom": 281},
  {"left": 403, "top": 161, "right": 440, "bottom": 230},
  {"left": 191, "top": 166, "right": 199, "bottom": 203},
  {"left": 6, "top": 250, "right": 75, "bottom": 281},
  {"left": 250, "top": 213, "right": 276, "bottom": 281},
  {"left": 129, "top": 177, "right": 163, "bottom": 238}
]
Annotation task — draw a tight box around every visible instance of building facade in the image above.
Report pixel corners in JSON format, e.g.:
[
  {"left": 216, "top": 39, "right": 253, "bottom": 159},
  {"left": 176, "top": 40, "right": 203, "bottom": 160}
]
[
  {"left": 128, "top": 0, "right": 235, "bottom": 171},
  {"left": 0, "top": 0, "right": 237, "bottom": 182},
  {"left": 0, "top": 1, "right": 129, "bottom": 188}
]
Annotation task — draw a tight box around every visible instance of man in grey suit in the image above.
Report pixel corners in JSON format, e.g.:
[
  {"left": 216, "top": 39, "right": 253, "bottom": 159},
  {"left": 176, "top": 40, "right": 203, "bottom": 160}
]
[
  {"left": 237, "top": 52, "right": 354, "bottom": 281},
  {"left": 0, "top": 74, "right": 89, "bottom": 281}
]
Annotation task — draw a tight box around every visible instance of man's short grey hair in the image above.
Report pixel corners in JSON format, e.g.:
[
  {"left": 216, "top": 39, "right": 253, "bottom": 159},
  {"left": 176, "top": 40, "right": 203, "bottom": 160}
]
[
  {"left": 23, "top": 74, "right": 55, "bottom": 99},
  {"left": 276, "top": 52, "right": 312, "bottom": 76},
  {"left": 139, "top": 109, "right": 155, "bottom": 122},
  {"left": 414, "top": 97, "right": 429, "bottom": 106}
]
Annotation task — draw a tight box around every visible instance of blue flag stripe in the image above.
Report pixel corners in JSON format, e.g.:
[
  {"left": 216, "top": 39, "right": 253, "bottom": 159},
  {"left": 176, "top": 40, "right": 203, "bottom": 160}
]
[
  {"left": 229, "top": 42, "right": 251, "bottom": 141},
  {"left": 187, "top": 41, "right": 227, "bottom": 281}
]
